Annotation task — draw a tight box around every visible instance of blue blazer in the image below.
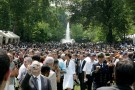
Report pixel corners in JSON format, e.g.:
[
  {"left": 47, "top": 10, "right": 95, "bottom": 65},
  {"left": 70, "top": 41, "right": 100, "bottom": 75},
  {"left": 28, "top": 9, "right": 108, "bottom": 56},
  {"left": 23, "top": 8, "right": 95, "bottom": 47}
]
[{"left": 92, "top": 62, "right": 110, "bottom": 85}]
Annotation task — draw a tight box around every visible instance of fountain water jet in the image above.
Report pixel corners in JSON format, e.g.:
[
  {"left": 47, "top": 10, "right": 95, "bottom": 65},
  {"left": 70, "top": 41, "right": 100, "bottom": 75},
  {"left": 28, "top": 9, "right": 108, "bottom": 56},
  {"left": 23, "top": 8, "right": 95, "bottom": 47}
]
[{"left": 61, "top": 22, "right": 75, "bottom": 43}]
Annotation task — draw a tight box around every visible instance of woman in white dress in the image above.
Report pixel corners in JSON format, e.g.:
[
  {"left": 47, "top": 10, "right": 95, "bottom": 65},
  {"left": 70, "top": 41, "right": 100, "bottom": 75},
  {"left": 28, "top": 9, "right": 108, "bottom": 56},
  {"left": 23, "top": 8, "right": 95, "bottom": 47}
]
[{"left": 63, "top": 53, "right": 76, "bottom": 90}]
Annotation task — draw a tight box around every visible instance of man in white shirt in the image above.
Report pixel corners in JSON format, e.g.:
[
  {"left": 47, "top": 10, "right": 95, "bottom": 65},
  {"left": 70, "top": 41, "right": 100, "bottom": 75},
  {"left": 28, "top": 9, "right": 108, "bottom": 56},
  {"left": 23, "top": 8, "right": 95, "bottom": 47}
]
[
  {"left": 44, "top": 56, "right": 57, "bottom": 90},
  {"left": 17, "top": 57, "right": 32, "bottom": 83},
  {"left": 58, "top": 54, "right": 66, "bottom": 90},
  {"left": 84, "top": 53, "right": 91, "bottom": 62},
  {"left": 83, "top": 53, "right": 97, "bottom": 90}
]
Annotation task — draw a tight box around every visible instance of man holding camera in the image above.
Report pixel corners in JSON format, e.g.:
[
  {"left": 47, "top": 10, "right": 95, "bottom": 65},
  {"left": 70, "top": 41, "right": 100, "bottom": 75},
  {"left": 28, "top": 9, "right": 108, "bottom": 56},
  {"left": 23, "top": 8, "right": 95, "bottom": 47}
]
[
  {"left": 97, "top": 60, "right": 135, "bottom": 90},
  {"left": 92, "top": 53, "right": 110, "bottom": 90},
  {"left": 21, "top": 61, "right": 52, "bottom": 90}
]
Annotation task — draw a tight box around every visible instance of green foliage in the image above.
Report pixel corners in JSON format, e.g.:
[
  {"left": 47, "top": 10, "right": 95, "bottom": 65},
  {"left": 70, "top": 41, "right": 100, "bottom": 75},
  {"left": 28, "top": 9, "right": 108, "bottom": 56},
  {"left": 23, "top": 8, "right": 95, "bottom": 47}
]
[
  {"left": 0, "top": 0, "right": 10, "bottom": 30},
  {"left": 32, "top": 22, "right": 49, "bottom": 42},
  {"left": 0, "top": 0, "right": 135, "bottom": 43},
  {"left": 126, "top": 0, "right": 135, "bottom": 23},
  {"left": 71, "top": 23, "right": 85, "bottom": 42},
  {"left": 129, "top": 26, "right": 135, "bottom": 34},
  {"left": 71, "top": 0, "right": 131, "bottom": 43},
  {"left": 0, "top": 0, "right": 67, "bottom": 42}
]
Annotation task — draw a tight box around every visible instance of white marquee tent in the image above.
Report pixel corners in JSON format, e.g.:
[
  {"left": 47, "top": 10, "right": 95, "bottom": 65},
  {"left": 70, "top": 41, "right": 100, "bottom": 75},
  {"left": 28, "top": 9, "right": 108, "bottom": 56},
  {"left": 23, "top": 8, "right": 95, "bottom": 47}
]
[
  {"left": 0, "top": 30, "right": 20, "bottom": 44},
  {"left": 127, "top": 34, "right": 135, "bottom": 45},
  {"left": 0, "top": 35, "right": 3, "bottom": 45}
]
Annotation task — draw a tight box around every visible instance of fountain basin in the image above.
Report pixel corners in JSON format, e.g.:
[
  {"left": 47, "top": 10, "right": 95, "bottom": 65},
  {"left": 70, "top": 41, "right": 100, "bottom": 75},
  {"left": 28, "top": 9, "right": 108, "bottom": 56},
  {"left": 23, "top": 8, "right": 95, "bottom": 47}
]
[
  {"left": 61, "top": 22, "right": 75, "bottom": 44},
  {"left": 61, "top": 39, "right": 75, "bottom": 44}
]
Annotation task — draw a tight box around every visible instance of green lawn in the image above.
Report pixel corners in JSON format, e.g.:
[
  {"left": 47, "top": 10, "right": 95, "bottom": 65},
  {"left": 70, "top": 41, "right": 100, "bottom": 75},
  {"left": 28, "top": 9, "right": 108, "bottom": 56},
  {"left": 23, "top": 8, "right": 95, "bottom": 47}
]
[{"left": 74, "top": 85, "right": 80, "bottom": 90}]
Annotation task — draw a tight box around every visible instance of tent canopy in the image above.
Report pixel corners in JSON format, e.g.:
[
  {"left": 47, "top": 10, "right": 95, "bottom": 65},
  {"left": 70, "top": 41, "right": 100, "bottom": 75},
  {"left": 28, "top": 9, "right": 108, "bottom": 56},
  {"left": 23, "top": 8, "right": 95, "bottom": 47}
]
[
  {"left": 0, "top": 30, "right": 20, "bottom": 39},
  {"left": 0, "top": 30, "right": 20, "bottom": 44}
]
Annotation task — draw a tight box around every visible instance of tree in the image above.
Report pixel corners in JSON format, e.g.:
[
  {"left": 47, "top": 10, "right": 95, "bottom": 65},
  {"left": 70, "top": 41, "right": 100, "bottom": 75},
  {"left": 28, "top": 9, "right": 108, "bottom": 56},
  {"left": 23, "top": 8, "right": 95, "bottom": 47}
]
[
  {"left": 0, "top": 0, "right": 10, "bottom": 30},
  {"left": 8, "top": 0, "right": 50, "bottom": 41},
  {"left": 71, "top": 24, "right": 84, "bottom": 42},
  {"left": 126, "top": 0, "right": 135, "bottom": 23},
  {"left": 71, "top": 0, "right": 129, "bottom": 43}
]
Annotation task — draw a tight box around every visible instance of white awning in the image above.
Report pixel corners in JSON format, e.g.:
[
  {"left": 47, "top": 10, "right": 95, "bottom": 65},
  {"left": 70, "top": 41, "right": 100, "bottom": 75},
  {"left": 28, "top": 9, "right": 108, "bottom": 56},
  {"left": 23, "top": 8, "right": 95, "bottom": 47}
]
[
  {"left": 0, "top": 30, "right": 20, "bottom": 39},
  {"left": 0, "top": 35, "right": 3, "bottom": 44},
  {"left": 0, "top": 30, "right": 20, "bottom": 44}
]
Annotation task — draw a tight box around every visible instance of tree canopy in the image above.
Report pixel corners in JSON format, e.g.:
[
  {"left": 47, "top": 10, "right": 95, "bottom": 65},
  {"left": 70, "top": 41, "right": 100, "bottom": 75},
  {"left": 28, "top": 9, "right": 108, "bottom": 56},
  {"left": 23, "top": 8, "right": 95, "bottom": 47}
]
[
  {"left": 0, "top": 0, "right": 135, "bottom": 43},
  {"left": 70, "top": 0, "right": 132, "bottom": 43}
]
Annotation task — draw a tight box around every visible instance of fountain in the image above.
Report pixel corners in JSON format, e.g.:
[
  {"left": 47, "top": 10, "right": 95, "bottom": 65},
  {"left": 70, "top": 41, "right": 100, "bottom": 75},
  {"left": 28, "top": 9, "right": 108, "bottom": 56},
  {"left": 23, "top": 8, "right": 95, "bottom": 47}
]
[
  {"left": 61, "top": 22, "right": 75, "bottom": 43},
  {"left": 60, "top": 2, "right": 75, "bottom": 44}
]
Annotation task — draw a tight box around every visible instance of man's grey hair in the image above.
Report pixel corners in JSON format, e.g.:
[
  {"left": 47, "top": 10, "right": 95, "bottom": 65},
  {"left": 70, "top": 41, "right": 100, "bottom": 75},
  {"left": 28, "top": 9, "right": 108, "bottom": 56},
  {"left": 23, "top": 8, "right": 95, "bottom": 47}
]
[
  {"left": 24, "top": 57, "right": 32, "bottom": 62},
  {"left": 61, "top": 53, "right": 65, "bottom": 59},
  {"left": 44, "top": 56, "right": 54, "bottom": 64},
  {"left": 34, "top": 50, "right": 41, "bottom": 56}
]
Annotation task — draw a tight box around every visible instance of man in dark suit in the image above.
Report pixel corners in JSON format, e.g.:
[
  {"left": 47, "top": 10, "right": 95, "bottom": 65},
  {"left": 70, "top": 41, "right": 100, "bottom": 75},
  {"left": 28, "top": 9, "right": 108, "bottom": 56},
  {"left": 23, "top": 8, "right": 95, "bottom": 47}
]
[
  {"left": 97, "top": 60, "right": 135, "bottom": 90},
  {"left": 92, "top": 53, "right": 110, "bottom": 90},
  {"left": 78, "top": 54, "right": 86, "bottom": 90},
  {"left": 21, "top": 61, "right": 52, "bottom": 90},
  {"left": 75, "top": 54, "right": 80, "bottom": 78}
]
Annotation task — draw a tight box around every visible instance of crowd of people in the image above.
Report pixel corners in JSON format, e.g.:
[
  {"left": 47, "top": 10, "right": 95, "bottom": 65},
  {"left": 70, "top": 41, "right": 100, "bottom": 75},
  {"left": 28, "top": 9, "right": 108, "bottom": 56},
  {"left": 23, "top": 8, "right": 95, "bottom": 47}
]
[{"left": 0, "top": 42, "right": 135, "bottom": 90}]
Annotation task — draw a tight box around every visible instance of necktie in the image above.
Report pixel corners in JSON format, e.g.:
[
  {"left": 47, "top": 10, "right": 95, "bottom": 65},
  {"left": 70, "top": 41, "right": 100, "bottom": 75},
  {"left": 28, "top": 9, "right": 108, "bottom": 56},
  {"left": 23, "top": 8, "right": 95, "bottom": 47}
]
[
  {"left": 34, "top": 77, "right": 39, "bottom": 90},
  {"left": 100, "top": 64, "right": 103, "bottom": 68}
]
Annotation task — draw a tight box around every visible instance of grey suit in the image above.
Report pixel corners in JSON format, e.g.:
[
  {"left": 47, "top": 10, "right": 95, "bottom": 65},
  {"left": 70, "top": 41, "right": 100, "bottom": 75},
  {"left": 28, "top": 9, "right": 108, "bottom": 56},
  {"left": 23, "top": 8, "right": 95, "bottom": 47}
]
[
  {"left": 97, "top": 85, "right": 132, "bottom": 90},
  {"left": 48, "top": 70, "right": 57, "bottom": 90},
  {"left": 21, "top": 73, "right": 52, "bottom": 90}
]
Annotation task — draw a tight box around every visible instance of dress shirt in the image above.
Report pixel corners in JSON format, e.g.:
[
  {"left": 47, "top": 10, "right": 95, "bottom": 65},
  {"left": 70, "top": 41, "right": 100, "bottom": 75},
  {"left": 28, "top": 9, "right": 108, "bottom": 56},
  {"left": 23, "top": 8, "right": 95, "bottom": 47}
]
[
  {"left": 99, "top": 63, "right": 103, "bottom": 68},
  {"left": 84, "top": 57, "right": 91, "bottom": 62},
  {"left": 17, "top": 64, "right": 27, "bottom": 83},
  {"left": 80, "top": 60, "right": 82, "bottom": 66},
  {"left": 114, "top": 59, "right": 119, "bottom": 66},
  {"left": 79, "top": 60, "right": 85, "bottom": 73},
  {"left": 83, "top": 60, "right": 97, "bottom": 75},
  {"left": 48, "top": 70, "right": 57, "bottom": 90},
  {"left": 33, "top": 74, "right": 41, "bottom": 90},
  {"left": 58, "top": 58, "right": 66, "bottom": 72}
]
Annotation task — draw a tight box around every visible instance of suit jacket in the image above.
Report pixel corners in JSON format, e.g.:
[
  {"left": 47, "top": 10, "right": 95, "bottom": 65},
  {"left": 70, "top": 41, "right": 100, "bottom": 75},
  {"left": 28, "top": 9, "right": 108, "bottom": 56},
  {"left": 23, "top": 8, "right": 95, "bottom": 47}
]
[
  {"left": 78, "top": 60, "right": 86, "bottom": 90},
  {"left": 78, "top": 60, "right": 86, "bottom": 74},
  {"left": 48, "top": 70, "right": 57, "bottom": 90},
  {"left": 97, "top": 85, "right": 132, "bottom": 90},
  {"left": 75, "top": 58, "right": 80, "bottom": 76},
  {"left": 92, "top": 62, "right": 110, "bottom": 85},
  {"left": 21, "top": 73, "right": 52, "bottom": 90}
]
